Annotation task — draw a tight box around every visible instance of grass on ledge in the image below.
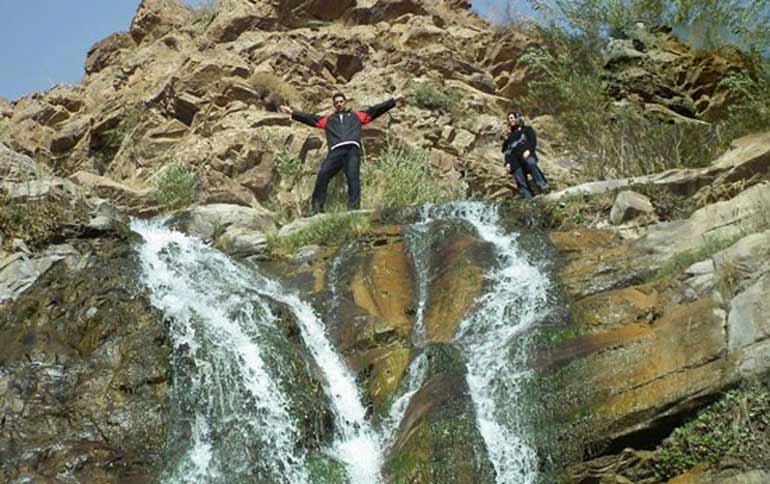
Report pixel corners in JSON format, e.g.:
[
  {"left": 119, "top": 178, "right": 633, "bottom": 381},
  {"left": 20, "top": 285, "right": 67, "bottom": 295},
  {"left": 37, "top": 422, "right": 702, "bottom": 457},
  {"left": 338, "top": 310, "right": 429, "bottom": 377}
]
[
  {"left": 645, "top": 234, "right": 744, "bottom": 283},
  {"left": 266, "top": 212, "right": 372, "bottom": 258}
]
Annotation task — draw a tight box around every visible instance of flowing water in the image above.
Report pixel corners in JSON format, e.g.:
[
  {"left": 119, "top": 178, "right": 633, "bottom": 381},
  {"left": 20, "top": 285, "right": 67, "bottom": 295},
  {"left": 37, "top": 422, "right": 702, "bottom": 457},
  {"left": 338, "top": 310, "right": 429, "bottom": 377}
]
[
  {"left": 133, "top": 219, "right": 309, "bottom": 484},
  {"left": 133, "top": 220, "right": 382, "bottom": 484},
  {"left": 133, "top": 200, "right": 549, "bottom": 484},
  {"left": 446, "top": 202, "right": 550, "bottom": 484}
]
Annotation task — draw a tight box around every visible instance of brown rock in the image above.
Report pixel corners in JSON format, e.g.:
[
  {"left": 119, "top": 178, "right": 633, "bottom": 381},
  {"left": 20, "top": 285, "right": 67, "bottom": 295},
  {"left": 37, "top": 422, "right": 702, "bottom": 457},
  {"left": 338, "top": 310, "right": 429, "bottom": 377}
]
[
  {"left": 205, "top": 2, "right": 276, "bottom": 43},
  {"left": 609, "top": 190, "right": 655, "bottom": 225},
  {"left": 0, "top": 143, "right": 39, "bottom": 181},
  {"left": 129, "top": 0, "right": 192, "bottom": 44},
  {"left": 70, "top": 170, "right": 154, "bottom": 208},
  {"left": 50, "top": 116, "right": 91, "bottom": 154},
  {"left": 85, "top": 32, "right": 136, "bottom": 74},
  {"left": 424, "top": 232, "right": 492, "bottom": 342},
  {"left": 0, "top": 97, "right": 12, "bottom": 118}
]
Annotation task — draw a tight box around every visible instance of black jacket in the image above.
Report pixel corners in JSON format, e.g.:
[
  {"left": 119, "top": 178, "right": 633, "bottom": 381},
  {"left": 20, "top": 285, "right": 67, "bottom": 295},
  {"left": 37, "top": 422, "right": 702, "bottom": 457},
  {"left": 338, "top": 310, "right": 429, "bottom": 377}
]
[
  {"left": 292, "top": 98, "right": 397, "bottom": 151},
  {"left": 502, "top": 125, "right": 538, "bottom": 165}
]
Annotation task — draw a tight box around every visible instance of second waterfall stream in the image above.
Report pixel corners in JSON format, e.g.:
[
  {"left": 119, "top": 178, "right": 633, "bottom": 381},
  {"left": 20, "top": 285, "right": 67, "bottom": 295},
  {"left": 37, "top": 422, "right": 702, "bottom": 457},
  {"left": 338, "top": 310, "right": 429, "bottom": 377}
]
[{"left": 132, "top": 201, "right": 551, "bottom": 484}]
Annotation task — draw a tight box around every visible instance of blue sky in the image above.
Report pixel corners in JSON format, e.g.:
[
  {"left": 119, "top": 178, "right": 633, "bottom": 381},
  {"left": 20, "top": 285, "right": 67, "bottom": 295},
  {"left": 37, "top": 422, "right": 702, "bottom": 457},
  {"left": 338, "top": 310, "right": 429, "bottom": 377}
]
[
  {"left": 0, "top": 0, "right": 515, "bottom": 101},
  {"left": 0, "top": 1, "right": 143, "bottom": 100}
]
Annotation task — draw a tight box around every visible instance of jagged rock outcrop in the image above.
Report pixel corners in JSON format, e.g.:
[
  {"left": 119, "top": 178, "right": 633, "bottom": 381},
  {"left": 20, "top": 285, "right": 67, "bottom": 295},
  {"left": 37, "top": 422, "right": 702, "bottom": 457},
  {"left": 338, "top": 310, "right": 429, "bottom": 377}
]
[{"left": 604, "top": 25, "right": 745, "bottom": 122}]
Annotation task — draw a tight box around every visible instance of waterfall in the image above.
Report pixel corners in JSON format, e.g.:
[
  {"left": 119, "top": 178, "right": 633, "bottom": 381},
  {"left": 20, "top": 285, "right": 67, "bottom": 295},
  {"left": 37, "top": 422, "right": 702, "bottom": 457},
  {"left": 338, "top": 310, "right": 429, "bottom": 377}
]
[
  {"left": 133, "top": 219, "right": 310, "bottom": 484},
  {"left": 133, "top": 220, "right": 383, "bottom": 484},
  {"left": 447, "top": 202, "right": 550, "bottom": 484},
  {"left": 133, "top": 200, "right": 549, "bottom": 484},
  {"left": 379, "top": 352, "right": 428, "bottom": 445},
  {"left": 403, "top": 211, "right": 434, "bottom": 345},
  {"left": 251, "top": 274, "right": 384, "bottom": 484}
]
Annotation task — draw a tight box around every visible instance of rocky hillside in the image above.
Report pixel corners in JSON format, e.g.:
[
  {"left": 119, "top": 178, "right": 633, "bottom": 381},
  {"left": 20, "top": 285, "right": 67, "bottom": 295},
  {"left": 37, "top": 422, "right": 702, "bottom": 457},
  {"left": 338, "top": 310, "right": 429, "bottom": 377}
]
[
  {"left": 0, "top": 0, "right": 747, "bottom": 215},
  {"left": 1, "top": 1, "right": 769, "bottom": 483}
]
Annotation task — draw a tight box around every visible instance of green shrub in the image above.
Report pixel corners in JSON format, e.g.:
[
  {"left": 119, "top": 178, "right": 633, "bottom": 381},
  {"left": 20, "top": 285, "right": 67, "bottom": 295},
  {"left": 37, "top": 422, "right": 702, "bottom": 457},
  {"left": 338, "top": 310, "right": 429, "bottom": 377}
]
[
  {"left": 250, "top": 72, "right": 302, "bottom": 109},
  {"left": 362, "top": 142, "right": 465, "bottom": 209},
  {"left": 275, "top": 149, "right": 304, "bottom": 183},
  {"left": 412, "top": 83, "right": 461, "bottom": 112},
  {"left": 266, "top": 212, "right": 372, "bottom": 257},
  {"left": 154, "top": 162, "right": 198, "bottom": 209},
  {"left": 508, "top": 1, "right": 770, "bottom": 180},
  {"left": 719, "top": 68, "right": 770, "bottom": 138},
  {"left": 92, "top": 106, "right": 143, "bottom": 166},
  {"left": 651, "top": 375, "right": 770, "bottom": 480},
  {"left": 647, "top": 234, "right": 743, "bottom": 282}
]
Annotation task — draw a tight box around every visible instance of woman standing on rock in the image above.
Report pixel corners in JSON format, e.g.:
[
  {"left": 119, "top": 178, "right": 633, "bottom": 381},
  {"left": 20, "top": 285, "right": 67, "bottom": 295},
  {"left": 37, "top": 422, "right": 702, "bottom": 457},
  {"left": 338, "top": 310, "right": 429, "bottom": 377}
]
[
  {"left": 280, "top": 91, "right": 406, "bottom": 214},
  {"left": 502, "top": 111, "right": 549, "bottom": 199}
]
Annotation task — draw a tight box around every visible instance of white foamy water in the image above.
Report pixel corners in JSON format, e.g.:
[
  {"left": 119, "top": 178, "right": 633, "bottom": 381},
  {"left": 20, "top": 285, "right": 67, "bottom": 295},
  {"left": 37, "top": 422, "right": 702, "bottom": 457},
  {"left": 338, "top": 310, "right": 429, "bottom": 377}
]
[
  {"left": 379, "top": 352, "right": 428, "bottom": 446},
  {"left": 253, "top": 275, "right": 384, "bottom": 483},
  {"left": 132, "top": 219, "right": 310, "bottom": 484},
  {"left": 422, "top": 202, "right": 549, "bottom": 484}
]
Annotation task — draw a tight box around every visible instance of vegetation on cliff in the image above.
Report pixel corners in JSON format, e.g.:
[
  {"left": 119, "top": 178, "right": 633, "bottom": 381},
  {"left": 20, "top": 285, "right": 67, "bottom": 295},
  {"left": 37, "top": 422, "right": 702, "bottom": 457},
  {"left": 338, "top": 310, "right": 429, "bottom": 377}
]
[
  {"left": 651, "top": 373, "right": 770, "bottom": 479},
  {"left": 503, "top": 0, "right": 770, "bottom": 180}
]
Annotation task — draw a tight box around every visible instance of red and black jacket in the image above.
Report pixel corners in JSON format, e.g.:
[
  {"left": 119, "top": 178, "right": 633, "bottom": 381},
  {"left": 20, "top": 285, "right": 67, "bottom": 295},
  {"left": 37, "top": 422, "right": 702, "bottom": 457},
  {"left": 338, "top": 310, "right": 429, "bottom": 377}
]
[{"left": 291, "top": 98, "right": 397, "bottom": 151}]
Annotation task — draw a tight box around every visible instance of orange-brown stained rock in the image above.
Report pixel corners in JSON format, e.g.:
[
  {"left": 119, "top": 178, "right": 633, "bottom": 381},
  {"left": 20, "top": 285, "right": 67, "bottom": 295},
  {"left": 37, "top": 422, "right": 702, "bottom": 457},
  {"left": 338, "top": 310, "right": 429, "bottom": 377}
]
[
  {"left": 574, "top": 283, "right": 664, "bottom": 333},
  {"left": 350, "top": 241, "right": 413, "bottom": 340},
  {"left": 580, "top": 296, "right": 729, "bottom": 438},
  {"left": 353, "top": 345, "right": 411, "bottom": 417},
  {"left": 423, "top": 236, "right": 485, "bottom": 342},
  {"left": 557, "top": 237, "right": 648, "bottom": 300},
  {"left": 549, "top": 228, "right": 619, "bottom": 255}
]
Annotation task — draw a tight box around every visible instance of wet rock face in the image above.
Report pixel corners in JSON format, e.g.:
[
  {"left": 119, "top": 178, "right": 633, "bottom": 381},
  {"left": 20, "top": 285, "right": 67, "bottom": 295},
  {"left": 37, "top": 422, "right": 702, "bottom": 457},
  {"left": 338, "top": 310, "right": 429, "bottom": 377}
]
[
  {"left": 422, "top": 222, "right": 494, "bottom": 342},
  {"left": 0, "top": 238, "right": 169, "bottom": 484},
  {"left": 385, "top": 344, "right": 495, "bottom": 484}
]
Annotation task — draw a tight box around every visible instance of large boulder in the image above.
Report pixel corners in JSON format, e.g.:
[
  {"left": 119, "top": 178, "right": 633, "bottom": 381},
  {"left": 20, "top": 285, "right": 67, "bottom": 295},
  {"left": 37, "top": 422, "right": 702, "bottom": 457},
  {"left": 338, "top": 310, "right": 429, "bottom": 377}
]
[
  {"left": 85, "top": 32, "right": 136, "bottom": 74},
  {"left": 129, "top": 0, "right": 192, "bottom": 44},
  {"left": 177, "top": 203, "right": 277, "bottom": 240},
  {"left": 609, "top": 190, "right": 655, "bottom": 225},
  {"left": 384, "top": 344, "right": 495, "bottom": 484}
]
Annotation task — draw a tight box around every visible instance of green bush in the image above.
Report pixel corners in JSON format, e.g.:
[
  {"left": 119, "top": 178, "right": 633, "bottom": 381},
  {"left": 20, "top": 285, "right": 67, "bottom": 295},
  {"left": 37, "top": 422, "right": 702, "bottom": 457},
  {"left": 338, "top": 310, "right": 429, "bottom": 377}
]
[
  {"left": 506, "top": 1, "right": 770, "bottom": 180},
  {"left": 275, "top": 149, "right": 304, "bottom": 183},
  {"left": 154, "top": 162, "right": 198, "bottom": 209},
  {"left": 266, "top": 212, "right": 372, "bottom": 257},
  {"left": 363, "top": 142, "right": 465, "bottom": 209},
  {"left": 651, "top": 375, "right": 770, "bottom": 479},
  {"left": 412, "top": 83, "right": 461, "bottom": 112}
]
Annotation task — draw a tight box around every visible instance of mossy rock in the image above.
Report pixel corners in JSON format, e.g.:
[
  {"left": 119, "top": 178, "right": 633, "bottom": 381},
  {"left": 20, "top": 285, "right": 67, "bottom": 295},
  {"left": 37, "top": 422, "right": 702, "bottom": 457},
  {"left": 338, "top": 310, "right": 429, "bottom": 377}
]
[
  {"left": 0, "top": 238, "right": 169, "bottom": 483},
  {"left": 385, "top": 344, "right": 495, "bottom": 484}
]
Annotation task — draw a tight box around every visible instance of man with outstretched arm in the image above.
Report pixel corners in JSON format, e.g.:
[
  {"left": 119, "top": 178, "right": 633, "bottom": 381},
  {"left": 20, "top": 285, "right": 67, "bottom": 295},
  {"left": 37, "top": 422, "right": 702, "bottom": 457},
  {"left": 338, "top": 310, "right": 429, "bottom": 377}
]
[
  {"left": 280, "top": 91, "right": 406, "bottom": 214},
  {"left": 502, "top": 111, "right": 549, "bottom": 199}
]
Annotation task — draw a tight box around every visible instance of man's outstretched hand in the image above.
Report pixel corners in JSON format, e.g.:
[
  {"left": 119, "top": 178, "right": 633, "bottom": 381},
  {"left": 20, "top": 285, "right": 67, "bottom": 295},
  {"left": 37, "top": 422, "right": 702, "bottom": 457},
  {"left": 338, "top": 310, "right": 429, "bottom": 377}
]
[
  {"left": 279, "top": 105, "right": 293, "bottom": 115},
  {"left": 395, "top": 93, "right": 407, "bottom": 105}
]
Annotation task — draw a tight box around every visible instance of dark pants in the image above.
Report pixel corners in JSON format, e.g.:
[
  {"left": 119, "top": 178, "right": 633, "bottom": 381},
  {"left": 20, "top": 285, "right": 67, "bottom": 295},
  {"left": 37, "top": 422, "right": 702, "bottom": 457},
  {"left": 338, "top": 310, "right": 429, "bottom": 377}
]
[
  {"left": 511, "top": 156, "right": 548, "bottom": 199},
  {"left": 311, "top": 145, "right": 361, "bottom": 213}
]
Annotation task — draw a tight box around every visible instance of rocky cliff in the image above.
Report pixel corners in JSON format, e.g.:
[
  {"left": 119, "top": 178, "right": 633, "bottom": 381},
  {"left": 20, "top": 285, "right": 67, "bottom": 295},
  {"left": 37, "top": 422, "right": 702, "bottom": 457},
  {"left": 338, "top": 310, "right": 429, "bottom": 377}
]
[{"left": 1, "top": 1, "right": 769, "bottom": 483}]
